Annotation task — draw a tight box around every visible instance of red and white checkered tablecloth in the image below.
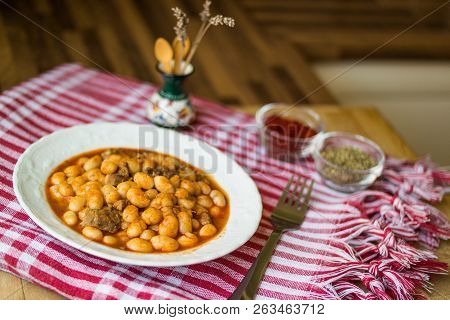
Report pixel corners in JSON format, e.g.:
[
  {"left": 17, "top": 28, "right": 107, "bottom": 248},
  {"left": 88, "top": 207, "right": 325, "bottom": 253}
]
[{"left": 0, "top": 64, "right": 448, "bottom": 299}]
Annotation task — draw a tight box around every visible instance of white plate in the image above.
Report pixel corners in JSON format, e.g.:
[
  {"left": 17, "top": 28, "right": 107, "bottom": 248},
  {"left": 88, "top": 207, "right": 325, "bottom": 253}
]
[{"left": 13, "top": 122, "right": 262, "bottom": 266}]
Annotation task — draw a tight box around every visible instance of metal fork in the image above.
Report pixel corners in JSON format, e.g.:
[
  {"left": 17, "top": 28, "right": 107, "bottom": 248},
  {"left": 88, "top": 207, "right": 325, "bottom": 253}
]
[{"left": 229, "top": 176, "right": 314, "bottom": 300}]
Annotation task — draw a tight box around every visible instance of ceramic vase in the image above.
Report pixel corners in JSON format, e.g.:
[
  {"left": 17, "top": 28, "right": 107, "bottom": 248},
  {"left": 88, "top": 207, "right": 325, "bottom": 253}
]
[{"left": 147, "top": 64, "right": 195, "bottom": 127}]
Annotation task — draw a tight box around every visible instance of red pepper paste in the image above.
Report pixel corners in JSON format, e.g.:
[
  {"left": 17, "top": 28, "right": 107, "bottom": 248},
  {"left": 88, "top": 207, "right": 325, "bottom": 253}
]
[
  {"left": 262, "top": 115, "right": 318, "bottom": 162},
  {"left": 265, "top": 115, "right": 317, "bottom": 139}
]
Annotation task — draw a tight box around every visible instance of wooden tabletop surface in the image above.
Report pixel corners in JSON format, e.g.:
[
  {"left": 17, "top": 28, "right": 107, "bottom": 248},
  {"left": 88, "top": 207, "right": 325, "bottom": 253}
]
[
  {"left": 1, "top": 0, "right": 448, "bottom": 301},
  {"left": 1, "top": 105, "right": 448, "bottom": 300}
]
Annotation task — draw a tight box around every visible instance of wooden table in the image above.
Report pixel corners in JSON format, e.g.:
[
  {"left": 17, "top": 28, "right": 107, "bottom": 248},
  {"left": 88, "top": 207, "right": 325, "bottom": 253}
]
[{"left": 1, "top": 105, "right": 448, "bottom": 300}]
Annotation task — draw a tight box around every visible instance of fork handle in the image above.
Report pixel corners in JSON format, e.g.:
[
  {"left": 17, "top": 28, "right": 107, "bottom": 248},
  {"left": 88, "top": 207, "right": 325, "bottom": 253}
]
[{"left": 241, "top": 229, "right": 283, "bottom": 300}]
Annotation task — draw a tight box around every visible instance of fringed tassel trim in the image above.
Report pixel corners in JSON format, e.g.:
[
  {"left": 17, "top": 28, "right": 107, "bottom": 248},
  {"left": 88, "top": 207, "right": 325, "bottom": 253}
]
[{"left": 315, "top": 157, "right": 448, "bottom": 299}]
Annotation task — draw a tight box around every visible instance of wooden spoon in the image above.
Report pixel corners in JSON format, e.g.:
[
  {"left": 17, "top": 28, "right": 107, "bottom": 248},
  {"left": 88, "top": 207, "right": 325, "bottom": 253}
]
[
  {"left": 172, "top": 36, "right": 190, "bottom": 58},
  {"left": 173, "top": 38, "right": 184, "bottom": 75},
  {"left": 154, "top": 37, "right": 173, "bottom": 74}
]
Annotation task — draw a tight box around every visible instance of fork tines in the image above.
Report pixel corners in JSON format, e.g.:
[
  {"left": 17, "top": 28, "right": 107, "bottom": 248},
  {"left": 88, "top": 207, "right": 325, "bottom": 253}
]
[{"left": 277, "top": 175, "right": 314, "bottom": 210}]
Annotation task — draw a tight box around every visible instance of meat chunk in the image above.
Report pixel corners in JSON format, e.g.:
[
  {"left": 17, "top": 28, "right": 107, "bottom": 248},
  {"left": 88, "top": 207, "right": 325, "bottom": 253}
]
[
  {"left": 117, "top": 163, "right": 129, "bottom": 177},
  {"left": 144, "top": 166, "right": 177, "bottom": 178},
  {"left": 179, "top": 167, "right": 197, "bottom": 181},
  {"left": 105, "top": 173, "right": 127, "bottom": 186},
  {"left": 197, "top": 211, "right": 212, "bottom": 226},
  {"left": 81, "top": 207, "right": 121, "bottom": 233},
  {"left": 104, "top": 162, "right": 130, "bottom": 186}
]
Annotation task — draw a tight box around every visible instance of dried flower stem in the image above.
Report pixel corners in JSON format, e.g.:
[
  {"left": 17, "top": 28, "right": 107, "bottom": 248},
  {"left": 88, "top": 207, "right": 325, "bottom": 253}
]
[
  {"left": 184, "top": 0, "right": 210, "bottom": 65},
  {"left": 184, "top": 3, "right": 235, "bottom": 70},
  {"left": 172, "top": 7, "right": 189, "bottom": 42},
  {"left": 184, "top": 22, "right": 208, "bottom": 65}
]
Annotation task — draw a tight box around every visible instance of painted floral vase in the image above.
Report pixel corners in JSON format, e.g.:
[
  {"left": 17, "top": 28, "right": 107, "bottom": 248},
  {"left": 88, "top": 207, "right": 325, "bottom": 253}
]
[{"left": 147, "top": 64, "right": 195, "bottom": 127}]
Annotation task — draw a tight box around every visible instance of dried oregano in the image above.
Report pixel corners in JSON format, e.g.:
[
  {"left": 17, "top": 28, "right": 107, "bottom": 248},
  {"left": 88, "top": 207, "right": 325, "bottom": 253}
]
[{"left": 319, "top": 147, "right": 377, "bottom": 184}]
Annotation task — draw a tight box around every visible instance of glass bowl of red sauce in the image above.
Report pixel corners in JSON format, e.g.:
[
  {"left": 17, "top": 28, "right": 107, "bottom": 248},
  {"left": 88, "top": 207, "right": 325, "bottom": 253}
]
[{"left": 256, "top": 103, "right": 324, "bottom": 162}]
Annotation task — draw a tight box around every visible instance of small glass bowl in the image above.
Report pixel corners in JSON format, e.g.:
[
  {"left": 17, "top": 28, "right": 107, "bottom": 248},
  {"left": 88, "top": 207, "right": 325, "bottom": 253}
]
[
  {"left": 255, "top": 103, "right": 324, "bottom": 162},
  {"left": 309, "top": 132, "right": 385, "bottom": 192}
]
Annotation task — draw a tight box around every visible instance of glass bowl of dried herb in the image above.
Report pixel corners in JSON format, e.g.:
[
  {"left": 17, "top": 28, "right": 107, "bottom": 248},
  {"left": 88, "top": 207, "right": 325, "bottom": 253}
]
[{"left": 310, "top": 132, "right": 385, "bottom": 192}]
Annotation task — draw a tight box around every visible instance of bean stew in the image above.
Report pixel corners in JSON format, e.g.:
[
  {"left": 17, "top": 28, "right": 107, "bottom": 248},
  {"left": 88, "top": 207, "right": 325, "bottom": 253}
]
[{"left": 46, "top": 148, "right": 229, "bottom": 253}]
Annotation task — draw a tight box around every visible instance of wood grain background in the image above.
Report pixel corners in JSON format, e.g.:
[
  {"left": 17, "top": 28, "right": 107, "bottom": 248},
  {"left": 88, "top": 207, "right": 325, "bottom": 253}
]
[
  {"left": 0, "top": 0, "right": 449, "bottom": 300},
  {"left": 1, "top": 0, "right": 449, "bottom": 105}
]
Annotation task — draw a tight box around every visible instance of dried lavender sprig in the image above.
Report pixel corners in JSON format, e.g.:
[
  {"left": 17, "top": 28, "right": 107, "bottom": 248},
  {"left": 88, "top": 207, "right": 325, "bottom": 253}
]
[
  {"left": 209, "top": 15, "right": 235, "bottom": 27},
  {"left": 185, "top": 7, "right": 235, "bottom": 67},
  {"left": 193, "top": 0, "right": 212, "bottom": 59},
  {"left": 199, "top": 0, "right": 211, "bottom": 22},
  {"left": 185, "top": 14, "right": 234, "bottom": 63},
  {"left": 172, "top": 7, "right": 189, "bottom": 41}
]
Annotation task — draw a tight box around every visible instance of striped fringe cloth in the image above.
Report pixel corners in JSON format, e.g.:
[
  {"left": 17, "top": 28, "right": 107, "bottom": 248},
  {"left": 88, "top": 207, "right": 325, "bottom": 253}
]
[{"left": 0, "top": 64, "right": 448, "bottom": 299}]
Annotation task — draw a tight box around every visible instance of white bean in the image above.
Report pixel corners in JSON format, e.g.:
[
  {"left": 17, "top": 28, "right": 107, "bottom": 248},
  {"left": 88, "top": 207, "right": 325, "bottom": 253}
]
[
  {"left": 154, "top": 176, "right": 175, "bottom": 193},
  {"left": 123, "top": 205, "right": 139, "bottom": 223},
  {"left": 126, "top": 238, "right": 153, "bottom": 253},
  {"left": 134, "top": 172, "right": 154, "bottom": 189},
  {"left": 141, "top": 207, "right": 163, "bottom": 225},
  {"left": 158, "top": 215, "right": 179, "bottom": 238},
  {"left": 197, "top": 195, "right": 213, "bottom": 208},
  {"left": 210, "top": 190, "right": 226, "bottom": 207},
  {"left": 82, "top": 226, "right": 103, "bottom": 241},
  {"left": 62, "top": 211, "right": 78, "bottom": 226},
  {"left": 126, "top": 222, "right": 144, "bottom": 238},
  {"left": 50, "top": 172, "right": 66, "bottom": 185},
  {"left": 103, "top": 235, "right": 118, "bottom": 246},
  {"left": 83, "top": 155, "right": 102, "bottom": 171},
  {"left": 178, "top": 232, "right": 198, "bottom": 248},
  {"left": 151, "top": 235, "right": 179, "bottom": 252},
  {"left": 126, "top": 187, "right": 150, "bottom": 208},
  {"left": 178, "top": 211, "right": 192, "bottom": 234},
  {"left": 199, "top": 224, "right": 217, "bottom": 237},
  {"left": 69, "top": 195, "right": 86, "bottom": 212},
  {"left": 140, "top": 230, "right": 156, "bottom": 241}
]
